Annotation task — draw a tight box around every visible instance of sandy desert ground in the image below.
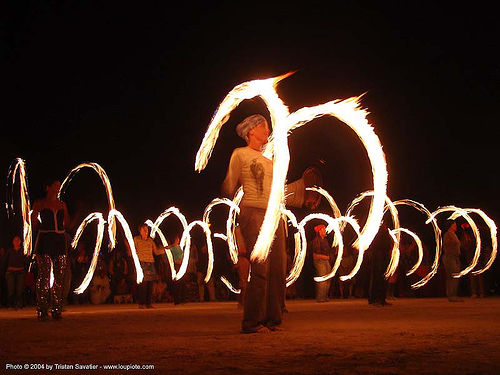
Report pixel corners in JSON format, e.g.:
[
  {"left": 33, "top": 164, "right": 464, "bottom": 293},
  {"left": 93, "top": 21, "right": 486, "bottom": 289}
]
[{"left": 1, "top": 297, "right": 500, "bottom": 374}]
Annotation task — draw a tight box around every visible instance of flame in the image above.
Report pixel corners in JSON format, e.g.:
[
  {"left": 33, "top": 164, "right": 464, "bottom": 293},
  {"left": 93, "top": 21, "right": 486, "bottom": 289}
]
[
  {"left": 388, "top": 228, "right": 423, "bottom": 276},
  {"left": 393, "top": 199, "right": 442, "bottom": 289},
  {"left": 220, "top": 276, "right": 241, "bottom": 294},
  {"left": 5, "top": 74, "right": 498, "bottom": 298},
  {"left": 195, "top": 75, "right": 387, "bottom": 265},
  {"left": 59, "top": 162, "right": 117, "bottom": 246},
  {"left": 345, "top": 191, "right": 400, "bottom": 279},
  {"left": 108, "top": 209, "right": 143, "bottom": 283},
  {"left": 6, "top": 158, "right": 32, "bottom": 255},
  {"left": 71, "top": 212, "right": 106, "bottom": 294},
  {"left": 464, "top": 209, "right": 497, "bottom": 275},
  {"left": 427, "top": 206, "right": 480, "bottom": 278},
  {"left": 177, "top": 220, "right": 214, "bottom": 282}
]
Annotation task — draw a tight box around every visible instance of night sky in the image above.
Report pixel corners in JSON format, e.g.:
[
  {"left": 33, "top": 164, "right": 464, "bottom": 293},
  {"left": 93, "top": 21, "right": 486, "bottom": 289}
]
[{"left": 2, "top": 3, "right": 499, "bottom": 244}]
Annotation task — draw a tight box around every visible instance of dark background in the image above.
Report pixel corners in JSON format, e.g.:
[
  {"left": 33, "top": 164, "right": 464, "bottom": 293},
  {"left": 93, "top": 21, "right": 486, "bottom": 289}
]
[{"left": 2, "top": 2, "right": 499, "bottom": 246}]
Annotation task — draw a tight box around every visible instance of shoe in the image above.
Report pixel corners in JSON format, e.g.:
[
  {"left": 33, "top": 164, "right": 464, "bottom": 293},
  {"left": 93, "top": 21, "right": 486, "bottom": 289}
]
[
  {"left": 138, "top": 304, "right": 146, "bottom": 309},
  {"left": 241, "top": 325, "right": 270, "bottom": 334},
  {"left": 37, "top": 309, "right": 49, "bottom": 322},
  {"left": 51, "top": 310, "right": 62, "bottom": 321},
  {"left": 448, "top": 297, "right": 464, "bottom": 302},
  {"left": 146, "top": 305, "right": 154, "bottom": 309}
]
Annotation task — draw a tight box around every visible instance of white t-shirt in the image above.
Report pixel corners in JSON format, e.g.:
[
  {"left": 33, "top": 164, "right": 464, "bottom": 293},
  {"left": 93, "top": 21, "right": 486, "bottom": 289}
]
[{"left": 222, "top": 146, "right": 304, "bottom": 209}]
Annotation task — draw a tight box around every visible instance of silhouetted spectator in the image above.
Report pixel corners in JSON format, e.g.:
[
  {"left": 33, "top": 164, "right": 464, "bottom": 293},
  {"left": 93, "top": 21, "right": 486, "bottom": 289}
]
[
  {"left": 338, "top": 245, "right": 356, "bottom": 299},
  {"left": 109, "top": 249, "right": 129, "bottom": 297},
  {"left": 311, "top": 224, "right": 331, "bottom": 302},
  {"left": 169, "top": 235, "right": 185, "bottom": 305},
  {"left": 89, "top": 260, "right": 111, "bottom": 304},
  {"left": 197, "top": 243, "right": 216, "bottom": 302},
  {"left": 5, "top": 236, "right": 26, "bottom": 309},
  {"left": 442, "top": 220, "right": 463, "bottom": 302},
  {"left": 133, "top": 224, "right": 158, "bottom": 308},
  {"left": 367, "top": 222, "right": 391, "bottom": 306},
  {"left": 71, "top": 242, "right": 90, "bottom": 304}
]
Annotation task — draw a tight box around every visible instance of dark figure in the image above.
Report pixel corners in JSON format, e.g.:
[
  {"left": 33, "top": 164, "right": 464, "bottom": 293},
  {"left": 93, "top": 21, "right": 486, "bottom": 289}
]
[
  {"left": 5, "top": 236, "right": 26, "bottom": 309},
  {"left": 32, "top": 179, "right": 70, "bottom": 321},
  {"left": 460, "top": 223, "right": 485, "bottom": 298},
  {"left": 367, "top": 223, "right": 391, "bottom": 306},
  {"left": 197, "top": 243, "right": 216, "bottom": 302},
  {"left": 442, "top": 221, "right": 463, "bottom": 302},
  {"left": 169, "top": 235, "right": 185, "bottom": 305},
  {"left": 0, "top": 247, "right": 7, "bottom": 307},
  {"left": 109, "top": 249, "right": 129, "bottom": 296},
  {"left": 71, "top": 243, "right": 90, "bottom": 304},
  {"left": 311, "top": 224, "right": 332, "bottom": 302}
]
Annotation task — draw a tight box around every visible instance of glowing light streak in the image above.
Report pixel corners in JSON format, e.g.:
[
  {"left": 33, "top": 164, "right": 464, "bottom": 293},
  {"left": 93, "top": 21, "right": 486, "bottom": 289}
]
[
  {"left": 194, "top": 73, "right": 293, "bottom": 264},
  {"left": 220, "top": 276, "right": 241, "bottom": 294},
  {"left": 427, "top": 206, "right": 480, "bottom": 278},
  {"left": 6, "top": 158, "right": 32, "bottom": 255},
  {"left": 59, "top": 162, "right": 117, "bottom": 245},
  {"left": 202, "top": 195, "right": 240, "bottom": 264},
  {"left": 6, "top": 74, "right": 499, "bottom": 297},
  {"left": 463, "top": 209, "right": 497, "bottom": 275},
  {"left": 145, "top": 219, "right": 176, "bottom": 280},
  {"left": 196, "top": 74, "right": 387, "bottom": 266},
  {"left": 71, "top": 212, "right": 106, "bottom": 294},
  {"left": 177, "top": 220, "right": 214, "bottom": 282},
  {"left": 346, "top": 191, "right": 400, "bottom": 278},
  {"left": 225, "top": 188, "right": 244, "bottom": 264},
  {"left": 50, "top": 262, "right": 54, "bottom": 288},
  {"left": 107, "top": 209, "right": 143, "bottom": 284},
  {"left": 306, "top": 186, "right": 342, "bottom": 247},
  {"left": 446, "top": 208, "right": 497, "bottom": 275},
  {"left": 393, "top": 199, "right": 441, "bottom": 289},
  {"left": 286, "top": 98, "right": 387, "bottom": 252},
  {"left": 147, "top": 207, "right": 190, "bottom": 280},
  {"left": 281, "top": 207, "right": 307, "bottom": 286},
  {"left": 388, "top": 228, "right": 423, "bottom": 276},
  {"left": 297, "top": 213, "right": 342, "bottom": 281}
]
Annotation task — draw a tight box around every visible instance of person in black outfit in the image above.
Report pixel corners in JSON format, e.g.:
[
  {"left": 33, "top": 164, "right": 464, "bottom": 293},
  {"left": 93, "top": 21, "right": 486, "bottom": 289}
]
[
  {"left": 367, "top": 222, "right": 391, "bottom": 306},
  {"left": 31, "top": 179, "right": 70, "bottom": 321}
]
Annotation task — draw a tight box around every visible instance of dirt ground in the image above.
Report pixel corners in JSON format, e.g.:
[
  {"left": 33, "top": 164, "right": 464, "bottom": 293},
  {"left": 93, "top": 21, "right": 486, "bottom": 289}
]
[{"left": 1, "top": 297, "right": 500, "bottom": 375}]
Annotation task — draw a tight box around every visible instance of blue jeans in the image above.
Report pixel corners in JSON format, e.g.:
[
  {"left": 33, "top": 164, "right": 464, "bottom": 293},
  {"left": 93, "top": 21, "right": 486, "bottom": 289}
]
[{"left": 313, "top": 258, "right": 331, "bottom": 302}]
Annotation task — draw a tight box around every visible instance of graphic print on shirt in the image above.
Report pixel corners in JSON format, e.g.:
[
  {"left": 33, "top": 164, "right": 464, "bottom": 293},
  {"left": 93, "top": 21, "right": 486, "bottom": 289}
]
[{"left": 250, "top": 158, "right": 265, "bottom": 195}]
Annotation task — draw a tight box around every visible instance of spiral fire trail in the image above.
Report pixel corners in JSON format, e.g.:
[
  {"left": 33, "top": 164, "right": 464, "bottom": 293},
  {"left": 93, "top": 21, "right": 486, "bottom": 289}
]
[{"left": 5, "top": 75, "right": 498, "bottom": 295}]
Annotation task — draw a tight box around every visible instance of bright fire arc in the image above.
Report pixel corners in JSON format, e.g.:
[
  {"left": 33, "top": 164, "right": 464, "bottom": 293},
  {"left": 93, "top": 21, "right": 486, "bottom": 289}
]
[{"left": 6, "top": 74, "right": 497, "bottom": 294}]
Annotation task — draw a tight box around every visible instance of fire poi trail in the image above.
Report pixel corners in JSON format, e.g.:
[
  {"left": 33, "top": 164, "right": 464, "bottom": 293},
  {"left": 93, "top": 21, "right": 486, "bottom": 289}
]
[{"left": 6, "top": 74, "right": 498, "bottom": 294}]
